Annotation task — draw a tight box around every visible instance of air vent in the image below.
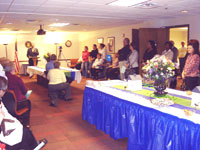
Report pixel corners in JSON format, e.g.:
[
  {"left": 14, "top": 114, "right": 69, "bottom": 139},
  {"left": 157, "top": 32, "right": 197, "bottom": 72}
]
[{"left": 137, "top": 2, "right": 160, "bottom": 9}]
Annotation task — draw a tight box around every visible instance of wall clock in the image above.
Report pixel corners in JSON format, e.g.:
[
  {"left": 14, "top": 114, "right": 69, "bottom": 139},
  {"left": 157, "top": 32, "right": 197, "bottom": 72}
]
[{"left": 65, "top": 40, "right": 72, "bottom": 47}]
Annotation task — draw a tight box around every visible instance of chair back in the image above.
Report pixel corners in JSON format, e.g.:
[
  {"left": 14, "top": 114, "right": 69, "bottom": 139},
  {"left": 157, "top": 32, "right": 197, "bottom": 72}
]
[{"left": 2, "top": 90, "right": 17, "bottom": 117}]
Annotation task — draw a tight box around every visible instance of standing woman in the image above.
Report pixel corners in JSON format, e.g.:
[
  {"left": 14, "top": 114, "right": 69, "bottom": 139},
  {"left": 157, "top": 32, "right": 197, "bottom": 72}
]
[
  {"left": 81, "top": 46, "right": 90, "bottom": 77},
  {"left": 27, "top": 44, "right": 39, "bottom": 66},
  {"left": 182, "top": 39, "right": 200, "bottom": 91},
  {"left": 143, "top": 40, "right": 157, "bottom": 63},
  {"left": 124, "top": 42, "right": 139, "bottom": 79}
]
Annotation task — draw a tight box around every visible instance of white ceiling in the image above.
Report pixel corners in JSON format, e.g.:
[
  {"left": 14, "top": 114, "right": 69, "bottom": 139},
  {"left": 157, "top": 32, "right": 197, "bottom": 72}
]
[{"left": 0, "top": 0, "right": 200, "bottom": 32}]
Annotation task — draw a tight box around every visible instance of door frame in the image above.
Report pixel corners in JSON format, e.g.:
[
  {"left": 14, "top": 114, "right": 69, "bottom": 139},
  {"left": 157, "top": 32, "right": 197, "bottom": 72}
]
[{"left": 166, "top": 24, "right": 190, "bottom": 42}]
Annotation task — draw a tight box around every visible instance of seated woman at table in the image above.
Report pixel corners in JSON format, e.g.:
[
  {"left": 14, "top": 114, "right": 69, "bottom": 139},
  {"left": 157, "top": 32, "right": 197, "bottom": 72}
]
[
  {"left": 124, "top": 42, "right": 139, "bottom": 79},
  {"left": 105, "top": 53, "right": 119, "bottom": 80},
  {"left": 4, "top": 62, "right": 31, "bottom": 127},
  {"left": 182, "top": 39, "right": 200, "bottom": 91},
  {"left": 45, "top": 54, "right": 57, "bottom": 72},
  {"left": 90, "top": 53, "right": 104, "bottom": 80},
  {"left": 47, "top": 61, "right": 72, "bottom": 107}
]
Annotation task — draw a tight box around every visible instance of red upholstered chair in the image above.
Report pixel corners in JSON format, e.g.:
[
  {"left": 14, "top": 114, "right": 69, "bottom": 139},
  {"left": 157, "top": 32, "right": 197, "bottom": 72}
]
[{"left": 2, "top": 90, "right": 30, "bottom": 126}]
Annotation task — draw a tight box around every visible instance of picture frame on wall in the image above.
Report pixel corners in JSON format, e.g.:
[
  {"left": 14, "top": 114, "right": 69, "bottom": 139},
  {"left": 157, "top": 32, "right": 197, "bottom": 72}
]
[
  {"left": 97, "top": 37, "right": 104, "bottom": 44},
  {"left": 107, "top": 37, "right": 115, "bottom": 53}
]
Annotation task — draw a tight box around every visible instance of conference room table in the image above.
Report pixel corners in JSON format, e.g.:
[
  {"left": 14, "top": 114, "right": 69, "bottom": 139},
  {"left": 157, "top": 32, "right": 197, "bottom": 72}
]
[
  {"left": 27, "top": 66, "right": 82, "bottom": 84},
  {"left": 82, "top": 80, "right": 200, "bottom": 150}
]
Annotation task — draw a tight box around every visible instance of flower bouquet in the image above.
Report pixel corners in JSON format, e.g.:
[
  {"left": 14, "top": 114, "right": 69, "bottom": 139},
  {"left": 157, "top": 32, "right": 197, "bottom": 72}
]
[{"left": 142, "top": 55, "right": 175, "bottom": 96}]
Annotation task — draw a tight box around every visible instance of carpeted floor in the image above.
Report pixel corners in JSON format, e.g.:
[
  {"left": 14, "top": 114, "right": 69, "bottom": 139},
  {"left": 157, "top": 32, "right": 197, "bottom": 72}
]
[{"left": 22, "top": 76, "right": 128, "bottom": 150}]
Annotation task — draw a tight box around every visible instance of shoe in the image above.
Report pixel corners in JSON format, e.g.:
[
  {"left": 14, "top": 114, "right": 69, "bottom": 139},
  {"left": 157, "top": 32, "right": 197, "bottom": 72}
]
[
  {"left": 49, "top": 103, "right": 56, "bottom": 107},
  {"left": 64, "top": 98, "right": 73, "bottom": 101}
]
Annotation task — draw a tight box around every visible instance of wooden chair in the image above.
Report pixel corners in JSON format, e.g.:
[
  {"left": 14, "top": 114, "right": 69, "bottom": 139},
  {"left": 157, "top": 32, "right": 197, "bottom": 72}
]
[
  {"left": 2, "top": 90, "right": 29, "bottom": 122},
  {"left": 69, "top": 59, "right": 78, "bottom": 68}
]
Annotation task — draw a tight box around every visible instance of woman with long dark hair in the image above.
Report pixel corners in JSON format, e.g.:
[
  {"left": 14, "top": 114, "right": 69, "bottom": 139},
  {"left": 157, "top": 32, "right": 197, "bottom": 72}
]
[
  {"left": 182, "top": 39, "right": 200, "bottom": 91},
  {"left": 143, "top": 40, "right": 157, "bottom": 63}
]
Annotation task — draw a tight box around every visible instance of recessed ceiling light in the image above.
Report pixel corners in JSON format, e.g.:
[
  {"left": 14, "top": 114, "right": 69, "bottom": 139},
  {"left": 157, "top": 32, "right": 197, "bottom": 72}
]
[
  {"left": 49, "top": 23, "right": 70, "bottom": 27},
  {"left": 6, "top": 22, "right": 12, "bottom": 25},
  {"left": 108, "top": 0, "right": 151, "bottom": 7},
  {"left": 181, "top": 10, "right": 188, "bottom": 13}
]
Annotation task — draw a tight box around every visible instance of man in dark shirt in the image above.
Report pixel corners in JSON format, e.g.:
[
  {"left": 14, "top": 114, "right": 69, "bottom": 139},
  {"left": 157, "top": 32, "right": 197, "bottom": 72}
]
[
  {"left": 170, "top": 41, "right": 178, "bottom": 63},
  {"left": 27, "top": 44, "right": 39, "bottom": 66},
  {"left": 118, "top": 38, "right": 131, "bottom": 80},
  {"left": 90, "top": 44, "right": 98, "bottom": 59},
  {"left": 89, "top": 44, "right": 98, "bottom": 77}
]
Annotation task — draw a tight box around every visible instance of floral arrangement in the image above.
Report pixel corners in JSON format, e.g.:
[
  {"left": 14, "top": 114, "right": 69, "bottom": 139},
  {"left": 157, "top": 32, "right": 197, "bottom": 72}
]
[
  {"left": 142, "top": 55, "right": 175, "bottom": 81},
  {"left": 43, "top": 53, "right": 51, "bottom": 62}
]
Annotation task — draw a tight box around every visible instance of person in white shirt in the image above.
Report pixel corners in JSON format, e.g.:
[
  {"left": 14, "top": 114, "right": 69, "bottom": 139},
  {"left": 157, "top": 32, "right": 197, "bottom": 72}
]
[
  {"left": 98, "top": 44, "right": 107, "bottom": 62},
  {"left": 90, "top": 53, "right": 104, "bottom": 79},
  {"left": 124, "top": 42, "right": 139, "bottom": 79},
  {"left": 0, "top": 76, "right": 43, "bottom": 150},
  {"left": 47, "top": 61, "right": 71, "bottom": 107},
  {"left": 162, "top": 41, "right": 174, "bottom": 61}
]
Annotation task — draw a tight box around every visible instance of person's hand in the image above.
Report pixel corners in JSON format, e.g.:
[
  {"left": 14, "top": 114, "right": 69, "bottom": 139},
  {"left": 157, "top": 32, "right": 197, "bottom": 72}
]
[
  {"left": 182, "top": 72, "right": 185, "bottom": 79},
  {"left": 125, "top": 64, "right": 128, "bottom": 68},
  {"left": 0, "top": 107, "right": 5, "bottom": 124}
]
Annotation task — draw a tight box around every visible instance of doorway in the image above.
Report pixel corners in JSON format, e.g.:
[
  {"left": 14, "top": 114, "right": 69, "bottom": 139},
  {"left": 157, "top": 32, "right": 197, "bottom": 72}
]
[{"left": 168, "top": 25, "right": 189, "bottom": 49}]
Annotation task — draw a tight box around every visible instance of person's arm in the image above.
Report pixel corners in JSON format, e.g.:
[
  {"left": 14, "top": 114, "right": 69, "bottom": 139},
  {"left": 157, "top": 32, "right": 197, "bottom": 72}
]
[
  {"left": 61, "top": 71, "right": 67, "bottom": 83},
  {"left": 27, "top": 49, "right": 30, "bottom": 58},
  {"left": 129, "top": 51, "right": 138, "bottom": 67},
  {"left": 47, "top": 70, "right": 51, "bottom": 80},
  {"left": 18, "top": 77, "right": 28, "bottom": 95},
  {"left": 184, "top": 55, "right": 199, "bottom": 76}
]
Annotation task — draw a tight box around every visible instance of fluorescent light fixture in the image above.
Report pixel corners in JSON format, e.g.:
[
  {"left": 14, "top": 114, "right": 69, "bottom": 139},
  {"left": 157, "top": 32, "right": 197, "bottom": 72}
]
[
  {"left": 181, "top": 10, "right": 188, "bottom": 13},
  {"left": 108, "top": 0, "right": 151, "bottom": 7},
  {"left": 49, "top": 23, "right": 70, "bottom": 27}
]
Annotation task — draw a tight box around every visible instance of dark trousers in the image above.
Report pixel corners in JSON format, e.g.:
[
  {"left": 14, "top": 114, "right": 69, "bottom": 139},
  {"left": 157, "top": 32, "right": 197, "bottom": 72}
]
[
  {"left": 185, "top": 77, "right": 199, "bottom": 91},
  {"left": 28, "top": 58, "right": 38, "bottom": 66},
  {"left": 106, "top": 67, "right": 120, "bottom": 79},
  {"left": 17, "top": 100, "right": 31, "bottom": 126},
  {"left": 179, "top": 58, "right": 185, "bottom": 75},
  {"left": 91, "top": 68, "right": 102, "bottom": 79},
  {"left": 48, "top": 83, "right": 71, "bottom": 105},
  {"left": 6, "top": 127, "right": 38, "bottom": 150}
]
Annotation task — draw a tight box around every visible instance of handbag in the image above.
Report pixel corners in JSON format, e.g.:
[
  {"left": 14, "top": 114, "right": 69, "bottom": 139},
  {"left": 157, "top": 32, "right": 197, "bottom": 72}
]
[{"left": 125, "top": 68, "right": 136, "bottom": 79}]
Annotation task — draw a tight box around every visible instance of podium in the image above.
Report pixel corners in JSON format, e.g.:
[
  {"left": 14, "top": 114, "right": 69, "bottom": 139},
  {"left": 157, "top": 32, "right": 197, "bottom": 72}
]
[
  {"left": 29, "top": 57, "right": 39, "bottom": 66},
  {"left": 29, "top": 57, "right": 39, "bottom": 79}
]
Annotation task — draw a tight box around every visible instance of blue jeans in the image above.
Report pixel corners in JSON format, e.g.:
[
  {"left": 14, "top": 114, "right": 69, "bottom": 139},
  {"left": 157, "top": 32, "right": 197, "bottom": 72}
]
[{"left": 82, "top": 61, "right": 89, "bottom": 77}]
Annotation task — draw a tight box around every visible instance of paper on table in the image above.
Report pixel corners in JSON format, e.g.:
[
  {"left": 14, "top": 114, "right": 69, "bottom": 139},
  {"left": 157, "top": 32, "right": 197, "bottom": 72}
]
[
  {"left": 25, "top": 90, "right": 32, "bottom": 99},
  {"left": 191, "top": 92, "right": 200, "bottom": 107}
]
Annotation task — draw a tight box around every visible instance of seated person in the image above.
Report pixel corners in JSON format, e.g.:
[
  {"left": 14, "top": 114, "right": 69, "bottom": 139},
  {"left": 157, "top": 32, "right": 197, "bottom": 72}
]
[
  {"left": 45, "top": 54, "right": 57, "bottom": 72},
  {"left": 0, "top": 76, "right": 46, "bottom": 150},
  {"left": 90, "top": 53, "right": 104, "bottom": 79},
  {"left": 106, "top": 53, "right": 119, "bottom": 80},
  {"left": 4, "top": 62, "right": 31, "bottom": 127},
  {"left": 47, "top": 61, "right": 72, "bottom": 107},
  {"left": 75, "top": 56, "right": 82, "bottom": 70}
]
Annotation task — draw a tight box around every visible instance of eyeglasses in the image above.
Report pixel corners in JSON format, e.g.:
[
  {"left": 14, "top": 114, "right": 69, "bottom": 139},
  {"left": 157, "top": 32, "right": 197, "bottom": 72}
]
[{"left": 0, "top": 89, "right": 7, "bottom": 92}]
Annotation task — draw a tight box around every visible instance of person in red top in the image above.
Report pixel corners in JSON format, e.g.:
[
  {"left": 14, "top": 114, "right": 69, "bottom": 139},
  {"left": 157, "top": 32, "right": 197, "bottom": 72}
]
[
  {"left": 182, "top": 39, "right": 200, "bottom": 91},
  {"left": 81, "top": 46, "right": 90, "bottom": 77},
  {"left": 4, "top": 62, "right": 31, "bottom": 127}
]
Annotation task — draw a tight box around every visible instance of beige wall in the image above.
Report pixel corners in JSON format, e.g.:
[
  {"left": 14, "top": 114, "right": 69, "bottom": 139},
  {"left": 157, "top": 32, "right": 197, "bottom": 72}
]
[
  {"left": 1, "top": 14, "right": 200, "bottom": 62},
  {"left": 79, "top": 14, "right": 200, "bottom": 56},
  {"left": 0, "top": 32, "right": 80, "bottom": 62}
]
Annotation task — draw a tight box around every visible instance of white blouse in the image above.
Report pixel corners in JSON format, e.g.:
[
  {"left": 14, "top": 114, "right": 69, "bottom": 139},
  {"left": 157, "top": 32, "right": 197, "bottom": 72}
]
[{"left": 0, "top": 103, "right": 23, "bottom": 146}]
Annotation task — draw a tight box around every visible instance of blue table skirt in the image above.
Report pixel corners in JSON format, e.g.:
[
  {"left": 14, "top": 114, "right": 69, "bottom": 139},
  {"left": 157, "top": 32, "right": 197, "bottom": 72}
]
[{"left": 82, "top": 87, "right": 200, "bottom": 150}]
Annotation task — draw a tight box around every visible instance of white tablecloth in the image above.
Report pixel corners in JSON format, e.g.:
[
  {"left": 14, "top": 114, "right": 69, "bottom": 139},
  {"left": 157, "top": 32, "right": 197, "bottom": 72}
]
[{"left": 27, "top": 66, "right": 82, "bottom": 83}]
